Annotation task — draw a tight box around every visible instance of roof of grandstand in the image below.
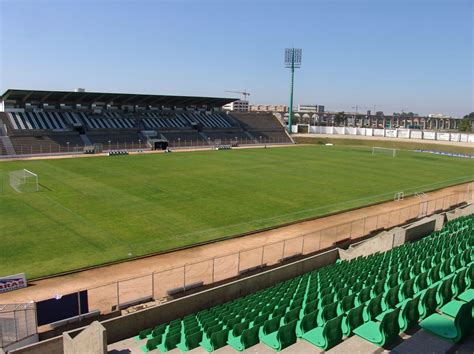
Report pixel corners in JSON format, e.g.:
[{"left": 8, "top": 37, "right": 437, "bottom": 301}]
[{"left": 0, "top": 89, "right": 238, "bottom": 107}]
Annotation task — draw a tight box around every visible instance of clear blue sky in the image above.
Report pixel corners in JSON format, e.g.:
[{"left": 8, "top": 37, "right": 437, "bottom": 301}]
[{"left": 0, "top": 0, "right": 472, "bottom": 117}]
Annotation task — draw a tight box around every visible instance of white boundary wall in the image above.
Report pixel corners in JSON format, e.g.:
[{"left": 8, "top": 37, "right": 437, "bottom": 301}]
[{"left": 303, "top": 125, "right": 474, "bottom": 144}]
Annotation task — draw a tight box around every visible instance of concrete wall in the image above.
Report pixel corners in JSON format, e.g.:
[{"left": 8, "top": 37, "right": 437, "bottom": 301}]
[
  {"left": 446, "top": 204, "right": 474, "bottom": 221},
  {"left": 306, "top": 125, "right": 474, "bottom": 144},
  {"left": 9, "top": 337, "right": 63, "bottom": 354},
  {"left": 404, "top": 215, "right": 442, "bottom": 243},
  {"left": 63, "top": 322, "right": 106, "bottom": 354},
  {"left": 339, "top": 227, "right": 406, "bottom": 261},
  {"left": 11, "top": 249, "right": 339, "bottom": 353}
]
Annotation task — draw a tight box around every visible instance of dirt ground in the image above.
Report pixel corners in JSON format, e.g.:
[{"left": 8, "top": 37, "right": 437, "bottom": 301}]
[{"left": 0, "top": 182, "right": 472, "bottom": 315}]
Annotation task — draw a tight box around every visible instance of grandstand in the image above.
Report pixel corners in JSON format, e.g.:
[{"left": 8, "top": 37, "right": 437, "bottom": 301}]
[
  {"left": 121, "top": 215, "right": 474, "bottom": 353},
  {"left": 0, "top": 89, "right": 292, "bottom": 155}
]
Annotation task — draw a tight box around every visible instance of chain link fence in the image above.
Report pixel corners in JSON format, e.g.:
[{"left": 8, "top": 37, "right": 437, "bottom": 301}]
[{"left": 0, "top": 304, "right": 37, "bottom": 350}]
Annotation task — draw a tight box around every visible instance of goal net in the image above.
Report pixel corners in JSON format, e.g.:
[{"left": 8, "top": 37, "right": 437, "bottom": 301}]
[
  {"left": 9, "top": 169, "right": 39, "bottom": 193},
  {"left": 372, "top": 147, "right": 397, "bottom": 157}
]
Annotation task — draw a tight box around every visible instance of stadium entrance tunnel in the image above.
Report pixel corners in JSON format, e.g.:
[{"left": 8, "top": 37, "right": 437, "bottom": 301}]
[{"left": 150, "top": 139, "right": 168, "bottom": 150}]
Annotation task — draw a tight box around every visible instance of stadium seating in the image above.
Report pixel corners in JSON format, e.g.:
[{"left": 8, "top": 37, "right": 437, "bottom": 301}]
[
  {"left": 8, "top": 134, "right": 84, "bottom": 154},
  {"left": 82, "top": 115, "right": 135, "bottom": 129},
  {"left": 0, "top": 109, "right": 293, "bottom": 155},
  {"left": 229, "top": 112, "right": 292, "bottom": 143},
  {"left": 6, "top": 111, "right": 71, "bottom": 130},
  {"left": 134, "top": 215, "right": 473, "bottom": 353}
]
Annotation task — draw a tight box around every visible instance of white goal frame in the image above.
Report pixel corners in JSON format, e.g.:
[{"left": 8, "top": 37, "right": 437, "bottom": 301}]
[
  {"left": 9, "top": 169, "right": 39, "bottom": 193},
  {"left": 372, "top": 147, "right": 397, "bottom": 157}
]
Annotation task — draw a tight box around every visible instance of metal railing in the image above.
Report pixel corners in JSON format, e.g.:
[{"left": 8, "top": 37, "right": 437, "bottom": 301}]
[
  {"left": 2, "top": 137, "right": 292, "bottom": 156},
  {"left": 43, "top": 188, "right": 472, "bottom": 317}
]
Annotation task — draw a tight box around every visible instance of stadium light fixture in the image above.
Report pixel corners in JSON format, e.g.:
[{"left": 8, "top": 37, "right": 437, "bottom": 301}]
[{"left": 284, "top": 48, "right": 302, "bottom": 133}]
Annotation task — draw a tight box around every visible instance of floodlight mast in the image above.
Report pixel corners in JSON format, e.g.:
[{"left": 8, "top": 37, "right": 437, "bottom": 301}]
[{"left": 285, "top": 48, "right": 302, "bottom": 133}]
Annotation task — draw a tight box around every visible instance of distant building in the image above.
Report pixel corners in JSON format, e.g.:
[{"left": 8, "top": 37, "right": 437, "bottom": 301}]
[
  {"left": 428, "top": 113, "right": 452, "bottom": 118},
  {"left": 223, "top": 100, "right": 249, "bottom": 112},
  {"left": 298, "top": 104, "right": 324, "bottom": 113},
  {"left": 249, "top": 104, "right": 288, "bottom": 112}
]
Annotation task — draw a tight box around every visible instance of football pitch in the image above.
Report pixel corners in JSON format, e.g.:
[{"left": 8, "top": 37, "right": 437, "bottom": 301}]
[{"left": 0, "top": 145, "right": 473, "bottom": 279}]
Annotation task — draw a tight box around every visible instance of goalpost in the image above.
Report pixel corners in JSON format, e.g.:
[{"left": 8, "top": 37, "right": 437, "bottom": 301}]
[
  {"left": 372, "top": 147, "right": 397, "bottom": 157},
  {"left": 9, "top": 169, "right": 39, "bottom": 193}
]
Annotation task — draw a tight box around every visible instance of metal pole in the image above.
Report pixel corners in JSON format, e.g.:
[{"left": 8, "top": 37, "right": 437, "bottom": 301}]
[
  {"left": 237, "top": 251, "right": 241, "bottom": 273},
  {"left": 288, "top": 51, "right": 295, "bottom": 133},
  {"left": 116, "top": 282, "right": 120, "bottom": 309},
  {"left": 281, "top": 240, "right": 286, "bottom": 261},
  {"left": 211, "top": 258, "right": 215, "bottom": 283},
  {"left": 152, "top": 272, "right": 155, "bottom": 299},
  {"left": 77, "top": 291, "right": 82, "bottom": 320}
]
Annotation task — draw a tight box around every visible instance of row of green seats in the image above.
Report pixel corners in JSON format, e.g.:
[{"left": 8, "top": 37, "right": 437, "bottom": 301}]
[{"left": 136, "top": 214, "right": 472, "bottom": 352}]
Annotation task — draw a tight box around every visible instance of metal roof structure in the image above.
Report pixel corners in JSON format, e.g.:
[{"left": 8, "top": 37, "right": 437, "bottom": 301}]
[{"left": 0, "top": 89, "right": 237, "bottom": 107}]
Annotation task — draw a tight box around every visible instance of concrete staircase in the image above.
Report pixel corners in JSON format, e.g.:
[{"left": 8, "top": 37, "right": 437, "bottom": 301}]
[
  {"left": 198, "top": 132, "right": 212, "bottom": 145},
  {"left": 79, "top": 134, "right": 92, "bottom": 146},
  {"left": 0, "top": 136, "right": 16, "bottom": 155},
  {"left": 243, "top": 131, "right": 258, "bottom": 144}
]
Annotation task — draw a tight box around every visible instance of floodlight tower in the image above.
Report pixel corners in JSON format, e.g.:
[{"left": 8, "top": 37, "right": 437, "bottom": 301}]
[{"left": 284, "top": 48, "right": 302, "bottom": 133}]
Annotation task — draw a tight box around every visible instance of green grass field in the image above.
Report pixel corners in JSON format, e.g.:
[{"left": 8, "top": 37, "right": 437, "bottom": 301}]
[{"left": 0, "top": 145, "right": 472, "bottom": 279}]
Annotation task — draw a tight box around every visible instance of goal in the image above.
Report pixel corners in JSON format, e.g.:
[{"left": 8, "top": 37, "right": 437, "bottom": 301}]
[
  {"left": 9, "top": 169, "right": 39, "bottom": 193},
  {"left": 372, "top": 147, "right": 397, "bottom": 157}
]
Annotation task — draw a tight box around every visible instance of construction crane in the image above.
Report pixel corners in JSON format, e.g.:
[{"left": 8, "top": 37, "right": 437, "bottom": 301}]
[
  {"left": 351, "top": 105, "right": 371, "bottom": 116},
  {"left": 225, "top": 90, "right": 250, "bottom": 102}
]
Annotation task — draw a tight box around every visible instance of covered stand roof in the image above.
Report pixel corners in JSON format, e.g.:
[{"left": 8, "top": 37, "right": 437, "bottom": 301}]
[{"left": 0, "top": 89, "right": 237, "bottom": 107}]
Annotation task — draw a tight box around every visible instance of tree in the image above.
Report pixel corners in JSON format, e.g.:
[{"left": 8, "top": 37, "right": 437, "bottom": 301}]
[
  {"left": 459, "top": 112, "right": 474, "bottom": 132},
  {"left": 334, "top": 112, "right": 346, "bottom": 126}
]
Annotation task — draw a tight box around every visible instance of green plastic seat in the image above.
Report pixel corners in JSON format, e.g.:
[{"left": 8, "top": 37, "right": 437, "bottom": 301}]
[
  {"left": 271, "top": 305, "right": 287, "bottom": 319},
  {"left": 420, "top": 300, "right": 473, "bottom": 343},
  {"left": 138, "top": 328, "right": 152, "bottom": 340},
  {"left": 457, "top": 288, "right": 474, "bottom": 303},
  {"left": 260, "top": 320, "right": 298, "bottom": 351},
  {"left": 317, "top": 302, "right": 340, "bottom": 327},
  {"left": 296, "top": 309, "right": 318, "bottom": 338},
  {"left": 142, "top": 335, "right": 162, "bottom": 352},
  {"left": 437, "top": 275, "right": 456, "bottom": 307},
  {"left": 302, "top": 314, "right": 344, "bottom": 350},
  {"left": 319, "top": 293, "right": 335, "bottom": 309},
  {"left": 227, "top": 320, "right": 249, "bottom": 340},
  {"left": 415, "top": 272, "right": 431, "bottom": 293},
  {"left": 452, "top": 268, "right": 468, "bottom": 297},
  {"left": 397, "top": 296, "right": 420, "bottom": 332},
  {"left": 200, "top": 328, "right": 229, "bottom": 352},
  {"left": 419, "top": 283, "right": 440, "bottom": 319},
  {"left": 252, "top": 311, "right": 270, "bottom": 327},
  {"left": 259, "top": 314, "right": 283, "bottom": 339},
  {"left": 283, "top": 307, "right": 300, "bottom": 325},
  {"left": 364, "top": 294, "right": 386, "bottom": 321},
  {"left": 354, "top": 307, "right": 401, "bottom": 346},
  {"left": 228, "top": 323, "right": 261, "bottom": 351},
  {"left": 357, "top": 286, "right": 374, "bottom": 305},
  {"left": 304, "top": 299, "right": 318, "bottom": 315},
  {"left": 342, "top": 304, "right": 366, "bottom": 336},
  {"left": 383, "top": 285, "right": 400, "bottom": 309},
  {"left": 151, "top": 323, "right": 167, "bottom": 338},
  {"left": 400, "top": 278, "right": 416, "bottom": 300},
  {"left": 156, "top": 332, "right": 181, "bottom": 353},
  {"left": 176, "top": 330, "right": 203, "bottom": 352},
  {"left": 341, "top": 293, "right": 357, "bottom": 312}
]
